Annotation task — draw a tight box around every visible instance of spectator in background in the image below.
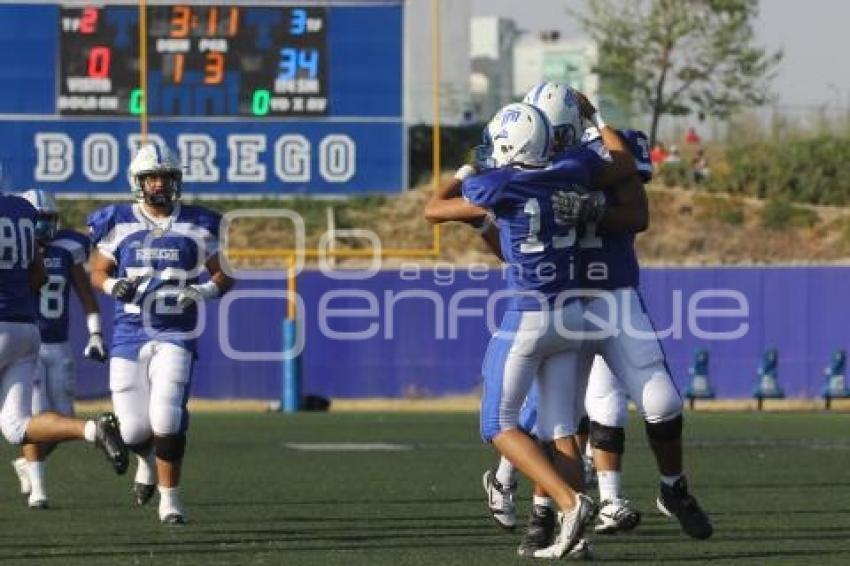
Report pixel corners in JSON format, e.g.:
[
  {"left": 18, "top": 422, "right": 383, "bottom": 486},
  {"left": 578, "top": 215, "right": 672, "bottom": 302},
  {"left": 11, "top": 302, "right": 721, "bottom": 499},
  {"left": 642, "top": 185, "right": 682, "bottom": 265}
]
[
  {"left": 650, "top": 142, "right": 668, "bottom": 166},
  {"left": 691, "top": 148, "right": 710, "bottom": 184},
  {"left": 664, "top": 145, "right": 681, "bottom": 165},
  {"left": 685, "top": 127, "right": 701, "bottom": 146}
]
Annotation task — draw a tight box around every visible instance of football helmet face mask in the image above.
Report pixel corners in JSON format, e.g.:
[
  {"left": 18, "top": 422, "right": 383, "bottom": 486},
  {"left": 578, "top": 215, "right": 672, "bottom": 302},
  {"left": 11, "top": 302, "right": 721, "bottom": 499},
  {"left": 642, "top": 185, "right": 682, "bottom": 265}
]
[
  {"left": 523, "top": 82, "right": 582, "bottom": 153},
  {"left": 20, "top": 189, "right": 59, "bottom": 242},
  {"left": 475, "top": 102, "right": 553, "bottom": 169},
  {"left": 128, "top": 143, "right": 183, "bottom": 206}
]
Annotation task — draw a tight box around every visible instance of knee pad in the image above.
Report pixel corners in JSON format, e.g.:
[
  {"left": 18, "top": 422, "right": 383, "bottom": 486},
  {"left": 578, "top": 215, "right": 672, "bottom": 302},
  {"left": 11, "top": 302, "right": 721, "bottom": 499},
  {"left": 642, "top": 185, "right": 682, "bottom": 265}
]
[
  {"left": 635, "top": 368, "right": 683, "bottom": 423},
  {"left": 154, "top": 433, "right": 186, "bottom": 462},
  {"left": 576, "top": 415, "right": 590, "bottom": 436},
  {"left": 645, "top": 414, "right": 683, "bottom": 443},
  {"left": 589, "top": 421, "right": 625, "bottom": 454},
  {"left": 128, "top": 437, "right": 153, "bottom": 457}
]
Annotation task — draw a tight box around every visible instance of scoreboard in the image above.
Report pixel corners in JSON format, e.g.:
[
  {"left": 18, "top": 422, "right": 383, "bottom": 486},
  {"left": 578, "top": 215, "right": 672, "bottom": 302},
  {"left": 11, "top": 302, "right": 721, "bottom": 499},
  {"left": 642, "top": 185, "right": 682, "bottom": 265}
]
[
  {"left": 0, "top": 1, "right": 404, "bottom": 196},
  {"left": 59, "top": 5, "right": 329, "bottom": 117}
]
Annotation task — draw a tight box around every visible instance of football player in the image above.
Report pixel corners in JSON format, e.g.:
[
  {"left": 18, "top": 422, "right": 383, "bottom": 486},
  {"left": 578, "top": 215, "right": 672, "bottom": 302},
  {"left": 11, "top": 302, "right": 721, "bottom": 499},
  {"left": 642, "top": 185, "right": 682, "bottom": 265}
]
[
  {"left": 487, "top": 83, "right": 712, "bottom": 546},
  {"left": 88, "top": 143, "right": 234, "bottom": 525},
  {"left": 0, "top": 193, "right": 128, "bottom": 485},
  {"left": 576, "top": 124, "right": 712, "bottom": 540},
  {"left": 425, "top": 98, "right": 636, "bottom": 558},
  {"left": 478, "top": 84, "right": 650, "bottom": 551},
  {"left": 10, "top": 189, "right": 107, "bottom": 509},
  {"left": 474, "top": 85, "right": 595, "bottom": 537}
]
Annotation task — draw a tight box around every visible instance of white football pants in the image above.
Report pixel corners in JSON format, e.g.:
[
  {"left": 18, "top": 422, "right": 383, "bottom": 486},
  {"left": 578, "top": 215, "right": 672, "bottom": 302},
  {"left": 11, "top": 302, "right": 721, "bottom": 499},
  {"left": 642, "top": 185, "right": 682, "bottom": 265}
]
[
  {"left": 32, "top": 341, "right": 75, "bottom": 417},
  {"left": 0, "top": 322, "right": 38, "bottom": 444},
  {"left": 481, "top": 301, "right": 586, "bottom": 443},
  {"left": 109, "top": 341, "right": 193, "bottom": 446},
  {"left": 582, "top": 288, "right": 683, "bottom": 427}
]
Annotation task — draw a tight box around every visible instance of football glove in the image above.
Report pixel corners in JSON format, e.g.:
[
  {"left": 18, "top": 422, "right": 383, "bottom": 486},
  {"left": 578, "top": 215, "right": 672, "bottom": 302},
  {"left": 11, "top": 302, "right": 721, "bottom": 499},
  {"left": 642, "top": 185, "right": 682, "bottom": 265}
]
[
  {"left": 551, "top": 190, "right": 607, "bottom": 226},
  {"left": 177, "top": 282, "right": 220, "bottom": 309},
  {"left": 83, "top": 333, "right": 108, "bottom": 363},
  {"left": 108, "top": 277, "right": 142, "bottom": 303}
]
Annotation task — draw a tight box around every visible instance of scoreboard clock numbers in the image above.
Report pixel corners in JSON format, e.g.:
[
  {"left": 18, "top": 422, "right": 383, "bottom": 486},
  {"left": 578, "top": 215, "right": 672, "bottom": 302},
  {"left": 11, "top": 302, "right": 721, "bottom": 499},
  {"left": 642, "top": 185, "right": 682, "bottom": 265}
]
[{"left": 58, "top": 4, "right": 328, "bottom": 117}]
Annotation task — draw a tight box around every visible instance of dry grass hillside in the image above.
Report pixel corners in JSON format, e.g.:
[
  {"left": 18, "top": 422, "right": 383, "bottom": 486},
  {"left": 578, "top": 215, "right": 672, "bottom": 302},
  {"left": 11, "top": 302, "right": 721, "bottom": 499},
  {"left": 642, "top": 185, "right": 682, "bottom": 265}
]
[
  {"left": 227, "top": 181, "right": 850, "bottom": 268},
  {"left": 60, "top": 181, "right": 850, "bottom": 268}
]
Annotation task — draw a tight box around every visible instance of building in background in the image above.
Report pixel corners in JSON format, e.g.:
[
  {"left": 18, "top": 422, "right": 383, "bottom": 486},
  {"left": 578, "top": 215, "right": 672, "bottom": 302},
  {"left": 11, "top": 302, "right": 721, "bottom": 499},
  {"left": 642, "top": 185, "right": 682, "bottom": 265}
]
[
  {"left": 469, "top": 20, "right": 631, "bottom": 126},
  {"left": 469, "top": 17, "right": 520, "bottom": 121},
  {"left": 406, "top": 3, "right": 632, "bottom": 127},
  {"left": 513, "top": 31, "right": 598, "bottom": 100},
  {"left": 405, "top": 0, "right": 472, "bottom": 125}
]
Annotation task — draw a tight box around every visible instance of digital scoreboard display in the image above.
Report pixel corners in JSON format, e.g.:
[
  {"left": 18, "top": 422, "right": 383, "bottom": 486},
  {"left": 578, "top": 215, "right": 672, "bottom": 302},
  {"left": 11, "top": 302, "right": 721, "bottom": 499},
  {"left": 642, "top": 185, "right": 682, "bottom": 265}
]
[
  {"left": 0, "top": 1, "right": 404, "bottom": 196},
  {"left": 59, "top": 5, "right": 329, "bottom": 117}
]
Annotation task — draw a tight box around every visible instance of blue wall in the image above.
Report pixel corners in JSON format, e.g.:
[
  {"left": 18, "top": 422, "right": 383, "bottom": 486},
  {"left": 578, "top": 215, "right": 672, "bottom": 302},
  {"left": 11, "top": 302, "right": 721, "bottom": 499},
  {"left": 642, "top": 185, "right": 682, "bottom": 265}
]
[{"left": 66, "top": 266, "right": 849, "bottom": 401}]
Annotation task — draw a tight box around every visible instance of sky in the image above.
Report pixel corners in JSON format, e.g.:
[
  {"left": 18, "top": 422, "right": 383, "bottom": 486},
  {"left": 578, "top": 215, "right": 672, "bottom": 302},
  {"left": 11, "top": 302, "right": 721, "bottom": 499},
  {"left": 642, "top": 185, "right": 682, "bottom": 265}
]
[{"left": 470, "top": 0, "right": 850, "bottom": 112}]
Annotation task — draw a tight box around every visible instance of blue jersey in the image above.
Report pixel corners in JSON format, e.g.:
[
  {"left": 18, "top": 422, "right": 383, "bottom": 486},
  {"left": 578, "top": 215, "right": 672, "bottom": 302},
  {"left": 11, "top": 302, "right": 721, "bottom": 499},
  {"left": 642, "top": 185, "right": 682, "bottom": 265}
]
[
  {"left": 463, "top": 147, "right": 608, "bottom": 310},
  {"left": 87, "top": 203, "right": 221, "bottom": 358},
  {"left": 579, "top": 128, "right": 651, "bottom": 290},
  {"left": 0, "top": 195, "right": 39, "bottom": 322},
  {"left": 37, "top": 230, "right": 90, "bottom": 343}
]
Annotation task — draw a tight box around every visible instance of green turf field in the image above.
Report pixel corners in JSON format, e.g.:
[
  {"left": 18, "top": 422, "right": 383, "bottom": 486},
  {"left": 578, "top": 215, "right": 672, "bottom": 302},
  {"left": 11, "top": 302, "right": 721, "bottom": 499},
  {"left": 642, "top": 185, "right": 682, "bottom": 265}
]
[{"left": 1, "top": 411, "right": 850, "bottom": 565}]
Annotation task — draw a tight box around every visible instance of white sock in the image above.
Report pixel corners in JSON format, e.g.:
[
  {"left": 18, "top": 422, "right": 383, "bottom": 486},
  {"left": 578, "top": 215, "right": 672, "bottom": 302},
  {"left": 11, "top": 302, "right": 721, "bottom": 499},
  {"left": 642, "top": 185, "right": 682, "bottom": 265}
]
[
  {"left": 134, "top": 451, "right": 157, "bottom": 486},
  {"left": 597, "top": 470, "right": 622, "bottom": 502},
  {"left": 83, "top": 420, "right": 97, "bottom": 443},
  {"left": 27, "top": 461, "right": 47, "bottom": 501},
  {"left": 495, "top": 456, "right": 517, "bottom": 487},
  {"left": 533, "top": 495, "right": 554, "bottom": 509},
  {"left": 661, "top": 473, "right": 683, "bottom": 487},
  {"left": 158, "top": 486, "right": 183, "bottom": 515}
]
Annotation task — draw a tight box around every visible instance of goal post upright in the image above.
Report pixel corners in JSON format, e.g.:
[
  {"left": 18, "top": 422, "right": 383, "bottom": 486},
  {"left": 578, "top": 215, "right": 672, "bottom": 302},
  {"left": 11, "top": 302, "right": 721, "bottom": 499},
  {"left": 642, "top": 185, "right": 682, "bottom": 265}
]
[{"left": 282, "top": 254, "right": 301, "bottom": 413}]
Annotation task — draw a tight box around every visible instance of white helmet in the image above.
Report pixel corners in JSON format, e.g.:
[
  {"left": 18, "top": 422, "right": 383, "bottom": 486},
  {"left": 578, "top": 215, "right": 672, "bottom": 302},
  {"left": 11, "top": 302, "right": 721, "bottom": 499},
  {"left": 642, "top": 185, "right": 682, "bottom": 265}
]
[
  {"left": 20, "top": 189, "right": 59, "bottom": 241},
  {"left": 523, "top": 82, "right": 582, "bottom": 152},
  {"left": 128, "top": 143, "right": 183, "bottom": 204},
  {"left": 477, "top": 102, "right": 553, "bottom": 169}
]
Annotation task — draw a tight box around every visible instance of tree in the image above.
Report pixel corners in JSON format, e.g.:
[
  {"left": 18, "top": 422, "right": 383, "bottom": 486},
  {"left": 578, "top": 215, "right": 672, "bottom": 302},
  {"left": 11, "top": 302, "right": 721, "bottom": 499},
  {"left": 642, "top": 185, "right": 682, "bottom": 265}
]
[{"left": 573, "top": 0, "right": 782, "bottom": 146}]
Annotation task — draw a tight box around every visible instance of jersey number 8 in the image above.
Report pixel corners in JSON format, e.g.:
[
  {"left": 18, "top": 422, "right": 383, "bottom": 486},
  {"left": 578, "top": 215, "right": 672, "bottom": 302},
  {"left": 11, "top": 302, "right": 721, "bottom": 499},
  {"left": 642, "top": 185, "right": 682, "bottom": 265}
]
[{"left": 40, "top": 274, "right": 66, "bottom": 320}]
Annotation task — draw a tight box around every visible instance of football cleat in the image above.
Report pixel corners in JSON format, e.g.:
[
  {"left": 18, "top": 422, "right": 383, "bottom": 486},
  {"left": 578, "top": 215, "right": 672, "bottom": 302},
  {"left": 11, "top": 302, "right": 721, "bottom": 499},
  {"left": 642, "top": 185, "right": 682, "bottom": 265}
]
[
  {"left": 517, "top": 504, "right": 557, "bottom": 557},
  {"left": 595, "top": 498, "right": 641, "bottom": 534},
  {"left": 159, "top": 490, "right": 188, "bottom": 526},
  {"left": 28, "top": 497, "right": 48, "bottom": 510},
  {"left": 161, "top": 513, "right": 187, "bottom": 526},
  {"left": 134, "top": 482, "right": 156, "bottom": 506},
  {"left": 566, "top": 538, "right": 593, "bottom": 560},
  {"left": 12, "top": 458, "right": 31, "bottom": 495},
  {"left": 482, "top": 469, "right": 517, "bottom": 529},
  {"left": 533, "top": 494, "right": 598, "bottom": 559},
  {"left": 657, "top": 477, "right": 713, "bottom": 539},
  {"left": 94, "top": 413, "right": 129, "bottom": 475}
]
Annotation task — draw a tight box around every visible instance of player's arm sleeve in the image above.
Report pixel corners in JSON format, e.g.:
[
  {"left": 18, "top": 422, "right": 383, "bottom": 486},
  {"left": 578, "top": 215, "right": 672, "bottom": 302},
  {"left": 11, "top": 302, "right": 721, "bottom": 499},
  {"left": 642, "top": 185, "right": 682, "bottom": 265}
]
[
  {"left": 461, "top": 173, "right": 503, "bottom": 210},
  {"left": 87, "top": 206, "right": 119, "bottom": 262}
]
